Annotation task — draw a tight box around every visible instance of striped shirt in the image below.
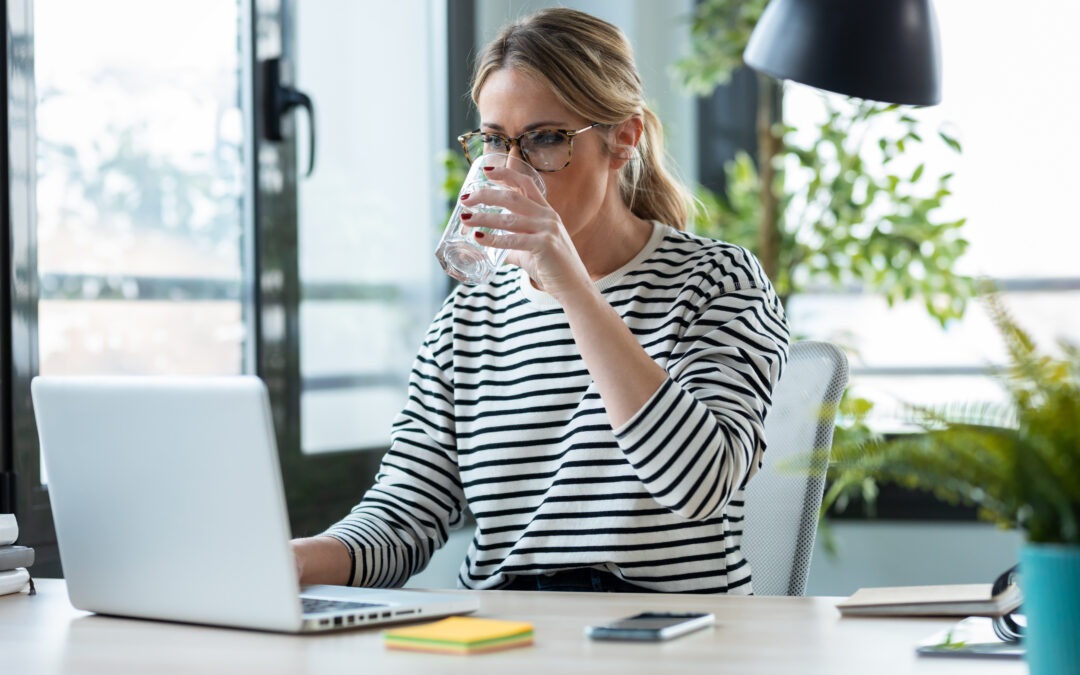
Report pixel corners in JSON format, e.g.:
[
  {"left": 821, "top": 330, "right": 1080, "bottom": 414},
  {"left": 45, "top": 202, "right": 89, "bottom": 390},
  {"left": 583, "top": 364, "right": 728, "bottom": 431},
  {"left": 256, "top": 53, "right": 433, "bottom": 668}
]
[{"left": 324, "top": 220, "right": 790, "bottom": 593}]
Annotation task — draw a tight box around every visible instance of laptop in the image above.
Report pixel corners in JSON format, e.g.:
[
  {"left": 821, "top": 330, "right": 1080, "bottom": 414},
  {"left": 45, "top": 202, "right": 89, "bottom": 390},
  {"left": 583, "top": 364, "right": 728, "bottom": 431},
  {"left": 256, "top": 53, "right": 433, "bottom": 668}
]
[{"left": 31, "top": 375, "right": 478, "bottom": 633}]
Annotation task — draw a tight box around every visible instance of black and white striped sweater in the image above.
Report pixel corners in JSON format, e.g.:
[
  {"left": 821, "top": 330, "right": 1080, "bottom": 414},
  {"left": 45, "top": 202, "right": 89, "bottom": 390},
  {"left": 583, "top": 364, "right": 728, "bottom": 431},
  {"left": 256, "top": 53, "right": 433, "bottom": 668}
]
[{"left": 324, "top": 220, "right": 790, "bottom": 593}]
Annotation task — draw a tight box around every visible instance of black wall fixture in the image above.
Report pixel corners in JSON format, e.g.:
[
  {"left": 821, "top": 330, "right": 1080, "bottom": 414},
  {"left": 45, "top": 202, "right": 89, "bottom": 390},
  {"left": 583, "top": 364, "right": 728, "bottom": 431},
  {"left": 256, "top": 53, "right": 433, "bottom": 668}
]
[
  {"left": 744, "top": 0, "right": 942, "bottom": 106},
  {"left": 262, "top": 57, "right": 317, "bottom": 177}
]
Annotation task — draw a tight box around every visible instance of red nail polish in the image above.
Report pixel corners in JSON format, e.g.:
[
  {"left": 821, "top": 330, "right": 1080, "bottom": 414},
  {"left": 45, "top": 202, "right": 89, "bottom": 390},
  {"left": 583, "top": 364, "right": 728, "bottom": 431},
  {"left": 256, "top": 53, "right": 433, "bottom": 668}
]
[
  {"left": 475, "top": 231, "right": 485, "bottom": 239},
  {"left": 461, "top": 212, "right": 473, "bottom": 221},
  {"left": 460, "top": 193, "right": 470, "bottom": 200},
  {"left": 482, "top": 166, "right": 494, "bottom": 172}
]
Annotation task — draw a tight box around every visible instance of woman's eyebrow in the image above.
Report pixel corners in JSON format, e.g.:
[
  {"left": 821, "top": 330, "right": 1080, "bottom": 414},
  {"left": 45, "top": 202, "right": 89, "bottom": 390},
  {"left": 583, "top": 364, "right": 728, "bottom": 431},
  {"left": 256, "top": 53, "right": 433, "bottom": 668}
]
[{"left": 481, "top": 120, "right": 568, "bottom": 133}]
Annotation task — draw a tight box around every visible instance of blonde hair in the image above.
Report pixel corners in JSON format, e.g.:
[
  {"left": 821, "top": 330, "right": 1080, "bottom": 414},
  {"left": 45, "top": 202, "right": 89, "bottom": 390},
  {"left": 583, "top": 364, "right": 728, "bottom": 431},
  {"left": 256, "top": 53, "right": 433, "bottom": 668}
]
[{"left": 470, "top": 8, "right": 693, "bottom": 231}]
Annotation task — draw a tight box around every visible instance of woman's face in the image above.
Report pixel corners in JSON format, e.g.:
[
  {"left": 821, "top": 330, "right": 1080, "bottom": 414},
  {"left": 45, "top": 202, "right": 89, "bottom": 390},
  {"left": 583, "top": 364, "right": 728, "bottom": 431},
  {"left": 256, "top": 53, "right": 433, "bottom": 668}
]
[{"left": 475, "top": 68, "right": 614, "bottom": 238}]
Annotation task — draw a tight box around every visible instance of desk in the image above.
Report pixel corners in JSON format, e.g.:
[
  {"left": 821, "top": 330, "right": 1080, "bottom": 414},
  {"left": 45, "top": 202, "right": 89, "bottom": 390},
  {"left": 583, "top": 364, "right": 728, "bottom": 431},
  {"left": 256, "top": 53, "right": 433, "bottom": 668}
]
[{"left": 1, "top": 579, "right": 1023, "bottom": 674}]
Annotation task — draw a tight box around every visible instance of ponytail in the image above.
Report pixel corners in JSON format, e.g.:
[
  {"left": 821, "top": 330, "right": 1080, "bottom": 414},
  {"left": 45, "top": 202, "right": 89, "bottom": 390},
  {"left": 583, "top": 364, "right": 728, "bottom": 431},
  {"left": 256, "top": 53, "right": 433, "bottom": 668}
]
[{"left": 619, "top": 107, "right": 693, "bottom": 231}]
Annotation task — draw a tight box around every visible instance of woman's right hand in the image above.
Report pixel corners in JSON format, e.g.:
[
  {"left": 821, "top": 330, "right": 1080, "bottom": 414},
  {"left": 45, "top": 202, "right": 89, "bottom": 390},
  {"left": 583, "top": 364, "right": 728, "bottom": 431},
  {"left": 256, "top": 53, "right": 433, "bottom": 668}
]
[
  {"left": 289, "top": 536, "right": 352, "bottom": 586},
  {"left": 290, "top": 540, "right": 306, "bottom": 583}
]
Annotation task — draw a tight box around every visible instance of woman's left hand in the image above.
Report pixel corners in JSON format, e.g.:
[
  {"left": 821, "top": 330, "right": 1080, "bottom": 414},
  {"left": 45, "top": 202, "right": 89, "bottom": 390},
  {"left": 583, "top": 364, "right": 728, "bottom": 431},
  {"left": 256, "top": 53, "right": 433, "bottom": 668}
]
[{"left": 460, "top": 165, "right": 592, "bottom": 302}]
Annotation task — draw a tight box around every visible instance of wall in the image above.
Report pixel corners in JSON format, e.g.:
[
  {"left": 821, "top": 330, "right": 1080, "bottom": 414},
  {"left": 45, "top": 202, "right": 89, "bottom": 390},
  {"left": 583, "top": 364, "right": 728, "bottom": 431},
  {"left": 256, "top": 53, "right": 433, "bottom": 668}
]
[{"left": 804, "top": 521, "right": 1023, "bottom": 597}]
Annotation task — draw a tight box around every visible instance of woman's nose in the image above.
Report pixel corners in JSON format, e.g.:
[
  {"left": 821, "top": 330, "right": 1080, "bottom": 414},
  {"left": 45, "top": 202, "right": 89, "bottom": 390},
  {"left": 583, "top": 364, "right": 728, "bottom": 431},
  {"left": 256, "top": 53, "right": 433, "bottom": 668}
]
[{"left": 508, "top": 144, "right": 526, "bottom": 162}]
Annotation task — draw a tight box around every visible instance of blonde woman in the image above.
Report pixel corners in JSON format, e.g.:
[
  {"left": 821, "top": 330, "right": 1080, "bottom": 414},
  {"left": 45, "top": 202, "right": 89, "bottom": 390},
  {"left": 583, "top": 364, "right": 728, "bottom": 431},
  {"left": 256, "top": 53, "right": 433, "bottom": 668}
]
[{"left": 292, "top": 8, "right": 789, "bottom": 594}]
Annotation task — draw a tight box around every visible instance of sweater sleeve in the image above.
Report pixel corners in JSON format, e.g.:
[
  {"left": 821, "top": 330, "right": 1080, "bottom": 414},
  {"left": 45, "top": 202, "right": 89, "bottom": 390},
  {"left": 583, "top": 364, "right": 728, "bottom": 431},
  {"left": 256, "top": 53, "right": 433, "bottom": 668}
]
[
  {"left": 613, "top": 280, "right": 789, "bottom": 521},
  {"left": 320, "top": 296, "right": 466, "bottom": 587}
]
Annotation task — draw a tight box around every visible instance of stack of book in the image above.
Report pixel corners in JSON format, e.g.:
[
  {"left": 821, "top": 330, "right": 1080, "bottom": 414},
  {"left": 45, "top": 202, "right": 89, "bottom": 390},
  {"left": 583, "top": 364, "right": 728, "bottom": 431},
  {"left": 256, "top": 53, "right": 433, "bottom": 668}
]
[{"left": 1, "top": 513, "right": 35, "bottom": 597}]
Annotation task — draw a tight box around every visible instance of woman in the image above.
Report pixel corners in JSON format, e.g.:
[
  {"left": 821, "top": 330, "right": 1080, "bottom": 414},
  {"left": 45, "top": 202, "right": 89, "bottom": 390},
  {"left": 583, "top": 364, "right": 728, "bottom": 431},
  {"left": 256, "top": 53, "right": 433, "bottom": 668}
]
[{"left": 291, "top": 8, "right": 789, "bottom": 594}]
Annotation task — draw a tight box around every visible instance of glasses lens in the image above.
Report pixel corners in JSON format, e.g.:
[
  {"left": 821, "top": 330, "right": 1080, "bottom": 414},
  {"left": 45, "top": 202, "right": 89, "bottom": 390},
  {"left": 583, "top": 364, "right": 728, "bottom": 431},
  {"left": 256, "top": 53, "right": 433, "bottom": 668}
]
[
  {"left": 465, "top": 133, "right": 513, "bottom": 161},
  {"left": 521, "top": 130, "right": 570, "bottom": 171}
]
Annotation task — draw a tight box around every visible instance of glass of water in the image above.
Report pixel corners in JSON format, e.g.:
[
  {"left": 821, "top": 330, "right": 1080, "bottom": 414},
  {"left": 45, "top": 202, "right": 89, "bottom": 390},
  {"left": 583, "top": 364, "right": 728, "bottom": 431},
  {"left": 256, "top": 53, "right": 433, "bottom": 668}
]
[{"left": 435, "top": 153, "right": 546, "bottom": 285}]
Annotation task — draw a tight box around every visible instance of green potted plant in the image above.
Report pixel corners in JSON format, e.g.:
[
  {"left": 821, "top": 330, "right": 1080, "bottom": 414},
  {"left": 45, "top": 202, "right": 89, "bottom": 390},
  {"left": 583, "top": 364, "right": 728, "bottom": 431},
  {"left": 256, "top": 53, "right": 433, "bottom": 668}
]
[{"left": 825, "top": 293, "right": 1079, "bottom": 674}]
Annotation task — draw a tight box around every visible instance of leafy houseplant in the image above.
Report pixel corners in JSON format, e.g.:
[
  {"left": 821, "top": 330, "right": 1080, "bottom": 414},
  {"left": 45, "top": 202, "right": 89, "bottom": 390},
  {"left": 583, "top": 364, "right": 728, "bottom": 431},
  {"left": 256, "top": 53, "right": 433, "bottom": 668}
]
[{"left": 825, "top": 295, "right": 1080, "bottom": 674}]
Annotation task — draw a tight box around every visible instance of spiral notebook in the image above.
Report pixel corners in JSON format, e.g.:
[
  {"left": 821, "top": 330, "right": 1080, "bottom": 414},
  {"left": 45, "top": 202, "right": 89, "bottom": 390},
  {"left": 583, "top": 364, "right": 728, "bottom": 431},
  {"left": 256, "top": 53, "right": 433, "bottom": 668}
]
[{"left": 916, "top": 616, "right": 1024, "bottom": 659}]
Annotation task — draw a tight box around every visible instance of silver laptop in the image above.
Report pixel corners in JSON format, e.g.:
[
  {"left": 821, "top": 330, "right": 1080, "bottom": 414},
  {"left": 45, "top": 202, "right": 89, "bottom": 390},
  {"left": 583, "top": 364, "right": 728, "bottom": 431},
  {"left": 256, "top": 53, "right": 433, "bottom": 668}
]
[{"left": 31, "top": 375, "right": 478, "bottom": 633}]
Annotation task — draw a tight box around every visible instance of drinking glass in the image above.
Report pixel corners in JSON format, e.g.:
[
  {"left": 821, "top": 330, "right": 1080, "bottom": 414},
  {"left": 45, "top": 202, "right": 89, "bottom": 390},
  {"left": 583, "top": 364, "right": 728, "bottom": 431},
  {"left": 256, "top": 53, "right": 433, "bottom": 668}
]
[{"left": 435, "top": 153, "right": 546, "bottom": 285}]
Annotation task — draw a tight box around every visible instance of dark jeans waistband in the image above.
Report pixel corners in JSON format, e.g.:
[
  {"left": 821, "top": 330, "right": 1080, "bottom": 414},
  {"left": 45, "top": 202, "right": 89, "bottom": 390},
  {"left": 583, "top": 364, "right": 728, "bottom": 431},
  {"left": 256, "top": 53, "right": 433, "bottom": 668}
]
[{"left": 500, "top": 566, "right": 659, "bottom": 593}]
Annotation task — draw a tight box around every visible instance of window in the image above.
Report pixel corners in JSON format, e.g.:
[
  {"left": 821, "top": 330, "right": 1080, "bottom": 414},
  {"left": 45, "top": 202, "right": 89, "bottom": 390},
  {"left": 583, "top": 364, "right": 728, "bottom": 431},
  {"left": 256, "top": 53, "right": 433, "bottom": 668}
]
[
  {"left": 294, "top": 0, "right": 446, "bottom": 454},
  {"left": 4, "top": 0, "right": 254, "bottom": 574},
  {"left": 782, "top": 0, "right": 1080, "bottom": 427},
  {"left": 35, "top": 0, "right": 252, "bottom": 382}
]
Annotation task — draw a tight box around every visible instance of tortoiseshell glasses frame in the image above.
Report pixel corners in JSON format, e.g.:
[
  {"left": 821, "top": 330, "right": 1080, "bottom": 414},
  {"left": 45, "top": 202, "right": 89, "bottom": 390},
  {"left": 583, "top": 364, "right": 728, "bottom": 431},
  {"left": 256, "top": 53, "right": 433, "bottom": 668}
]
[{"left": 457, "top": 123, "right": 603, "bottom": 173}]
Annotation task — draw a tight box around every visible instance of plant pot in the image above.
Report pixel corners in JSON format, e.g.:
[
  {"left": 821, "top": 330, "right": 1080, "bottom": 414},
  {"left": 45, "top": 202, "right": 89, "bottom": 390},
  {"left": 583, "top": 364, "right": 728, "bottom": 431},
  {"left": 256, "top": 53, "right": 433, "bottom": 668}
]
[{"left": 1020, "top": 542, "right": 1080, "bottom": 675}]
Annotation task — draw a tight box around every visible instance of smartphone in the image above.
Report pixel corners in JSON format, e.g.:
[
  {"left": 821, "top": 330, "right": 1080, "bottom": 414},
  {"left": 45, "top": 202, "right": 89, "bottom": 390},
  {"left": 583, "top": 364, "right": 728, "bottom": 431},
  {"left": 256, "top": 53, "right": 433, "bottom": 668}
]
[{"left": 585, "top": 611, "right": 715, "bottom": 641}]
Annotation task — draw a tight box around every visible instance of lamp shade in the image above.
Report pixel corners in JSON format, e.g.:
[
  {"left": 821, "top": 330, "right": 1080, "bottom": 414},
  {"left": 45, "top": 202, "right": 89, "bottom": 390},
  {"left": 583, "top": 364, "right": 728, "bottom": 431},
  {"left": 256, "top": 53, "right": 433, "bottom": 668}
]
[{"left": 743, "top": 0, "right": 942, "bottom": 106}]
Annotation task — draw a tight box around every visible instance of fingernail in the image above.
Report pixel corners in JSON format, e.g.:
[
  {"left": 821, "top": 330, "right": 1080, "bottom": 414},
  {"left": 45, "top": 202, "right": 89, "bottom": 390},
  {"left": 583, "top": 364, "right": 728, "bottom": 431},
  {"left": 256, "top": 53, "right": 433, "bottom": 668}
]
[
  {"left": 474, "top": 231, "right": 485, "bottom": 239},
  {"left": 482, "top": 166, "right": 494, "bottom": 172},
  {"left": 461, "top": 212, "right": 473, "bottom": 221},
  {"left": 460, "top": 193, "right": 470, "bottom": 201}
]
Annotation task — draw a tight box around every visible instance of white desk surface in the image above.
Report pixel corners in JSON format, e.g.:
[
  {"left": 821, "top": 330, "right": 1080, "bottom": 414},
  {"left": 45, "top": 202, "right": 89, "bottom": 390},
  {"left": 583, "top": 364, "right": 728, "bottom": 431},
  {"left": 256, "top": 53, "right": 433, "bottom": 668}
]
[{"left": 1, "top": 579, "right": 1024, "bottom": 675}]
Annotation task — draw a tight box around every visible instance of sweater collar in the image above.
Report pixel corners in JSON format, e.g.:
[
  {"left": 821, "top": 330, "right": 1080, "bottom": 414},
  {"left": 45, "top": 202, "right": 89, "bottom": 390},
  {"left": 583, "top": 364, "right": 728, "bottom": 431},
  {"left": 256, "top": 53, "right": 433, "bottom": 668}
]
[{"left": 518, "top": 220, "right": 668, "bottom": 306}]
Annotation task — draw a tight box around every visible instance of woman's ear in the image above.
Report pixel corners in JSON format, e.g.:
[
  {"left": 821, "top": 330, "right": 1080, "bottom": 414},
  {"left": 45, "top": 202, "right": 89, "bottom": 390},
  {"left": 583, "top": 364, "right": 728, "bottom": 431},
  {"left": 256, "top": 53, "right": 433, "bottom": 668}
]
[{"left": 609, "top": 116, "right": 644, "bottom": 170}]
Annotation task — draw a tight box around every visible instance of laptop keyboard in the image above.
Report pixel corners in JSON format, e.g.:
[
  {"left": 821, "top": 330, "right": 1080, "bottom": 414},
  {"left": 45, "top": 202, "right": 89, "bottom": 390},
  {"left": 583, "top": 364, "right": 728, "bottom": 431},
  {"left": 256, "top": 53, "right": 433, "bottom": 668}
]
[{"left": 301, "top": 597, "right": 386, "bottom": 615}]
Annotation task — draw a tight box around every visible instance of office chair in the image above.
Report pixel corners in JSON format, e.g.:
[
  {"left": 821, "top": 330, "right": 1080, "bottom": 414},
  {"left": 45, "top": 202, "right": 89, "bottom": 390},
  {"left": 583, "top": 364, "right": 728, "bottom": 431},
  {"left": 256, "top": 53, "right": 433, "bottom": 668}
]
[{"left": 741, "top": 341, "right": 849, "bottom": 596}]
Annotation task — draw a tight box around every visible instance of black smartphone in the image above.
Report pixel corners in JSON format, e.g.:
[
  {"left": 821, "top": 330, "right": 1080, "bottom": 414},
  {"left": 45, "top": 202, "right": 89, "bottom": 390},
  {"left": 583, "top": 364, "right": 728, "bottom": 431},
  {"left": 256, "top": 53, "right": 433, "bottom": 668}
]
[{"left": 585, "top": 611, "right": 715, "bottom": 641}]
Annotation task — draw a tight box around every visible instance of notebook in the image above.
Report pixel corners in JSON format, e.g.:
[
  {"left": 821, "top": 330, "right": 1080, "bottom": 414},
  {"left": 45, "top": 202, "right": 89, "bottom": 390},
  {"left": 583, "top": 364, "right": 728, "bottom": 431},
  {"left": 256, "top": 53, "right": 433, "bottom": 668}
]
[
  {"left": 0, "top": 568, "right": 31, "bottom": 596},
  {"left": 0, "top": 545, "right": 35, "bottom": 571},
  {"left": 385, "top": 617, "right": 534, "bottom": 654},
  {"left": 837, "top": 583, "right": 1022, "bottom": 618},
  {"left": 0, "top": 514, "right": 17, "bottom": 546},
  {"left": 916, "top": 616, "right": 1025, "bottom": 659}
]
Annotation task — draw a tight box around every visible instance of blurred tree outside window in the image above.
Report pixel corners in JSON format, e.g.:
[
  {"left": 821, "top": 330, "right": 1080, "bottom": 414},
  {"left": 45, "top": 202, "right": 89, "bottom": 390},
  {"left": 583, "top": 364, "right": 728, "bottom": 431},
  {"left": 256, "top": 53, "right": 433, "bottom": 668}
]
[
  {"left": 677, "top": 0, "right": 1080, "bottom": 439},
  {"left": 35, "top": 0, "right": 249, "bottom": 385}
]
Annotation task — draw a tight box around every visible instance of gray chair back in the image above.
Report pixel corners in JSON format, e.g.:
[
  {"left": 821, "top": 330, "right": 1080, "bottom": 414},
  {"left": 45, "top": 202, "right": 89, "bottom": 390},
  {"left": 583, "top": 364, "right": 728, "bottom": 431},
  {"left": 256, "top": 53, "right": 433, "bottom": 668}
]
[{"left": 742, "top": 341, "right": 849, "bottom": 596}]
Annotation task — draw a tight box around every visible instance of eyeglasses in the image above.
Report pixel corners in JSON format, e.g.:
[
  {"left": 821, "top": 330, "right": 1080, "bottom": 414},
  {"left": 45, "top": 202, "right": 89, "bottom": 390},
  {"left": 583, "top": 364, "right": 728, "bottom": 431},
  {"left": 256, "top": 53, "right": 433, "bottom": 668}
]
[{"left": 457, "top": 123, "right": 602, "bottom": 173}]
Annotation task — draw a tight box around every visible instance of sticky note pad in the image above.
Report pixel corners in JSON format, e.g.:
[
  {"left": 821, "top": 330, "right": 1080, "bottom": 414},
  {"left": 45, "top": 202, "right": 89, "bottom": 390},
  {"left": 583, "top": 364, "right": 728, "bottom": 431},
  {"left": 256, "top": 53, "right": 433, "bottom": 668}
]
[{"left": 384, "top": 616, "right": 534, "bottom": 655}]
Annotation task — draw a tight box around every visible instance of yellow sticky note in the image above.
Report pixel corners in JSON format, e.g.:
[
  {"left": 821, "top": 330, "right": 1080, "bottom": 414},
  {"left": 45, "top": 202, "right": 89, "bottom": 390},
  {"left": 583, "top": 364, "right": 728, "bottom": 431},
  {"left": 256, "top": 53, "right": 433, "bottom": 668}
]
[{"left": 384, "top": 616, "right": 534, "bottom": 654}]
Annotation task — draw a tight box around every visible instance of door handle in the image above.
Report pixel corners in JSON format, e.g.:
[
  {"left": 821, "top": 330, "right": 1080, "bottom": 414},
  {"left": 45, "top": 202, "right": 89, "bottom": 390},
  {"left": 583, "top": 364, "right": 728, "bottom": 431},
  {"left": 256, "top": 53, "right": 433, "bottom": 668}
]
[{"left": 262, "top": 57, "right": 316, "bottom": 178}]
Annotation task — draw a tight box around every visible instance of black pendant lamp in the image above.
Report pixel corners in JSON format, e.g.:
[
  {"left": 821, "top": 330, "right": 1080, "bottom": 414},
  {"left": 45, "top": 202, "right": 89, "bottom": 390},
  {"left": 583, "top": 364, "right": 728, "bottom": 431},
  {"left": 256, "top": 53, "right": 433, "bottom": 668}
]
[{"left": 743, "top": 0, "right": 942, "bottom": 106}]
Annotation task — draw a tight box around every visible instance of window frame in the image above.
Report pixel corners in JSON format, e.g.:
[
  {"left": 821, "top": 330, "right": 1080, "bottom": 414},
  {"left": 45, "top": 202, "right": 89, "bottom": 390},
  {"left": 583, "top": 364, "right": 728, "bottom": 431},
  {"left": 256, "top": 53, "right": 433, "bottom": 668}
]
[
  {"left": 1, "top": 0, "right": 473, "bottom": 570},
  {"left": 5, "top": 0, "right": 61, "bottom": 571},
  {"left": 253, "top": 0, "right": 453, "bottom": 538},
  {"left": 4, "top": 0, "right": 261, "bottom": 575}
]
